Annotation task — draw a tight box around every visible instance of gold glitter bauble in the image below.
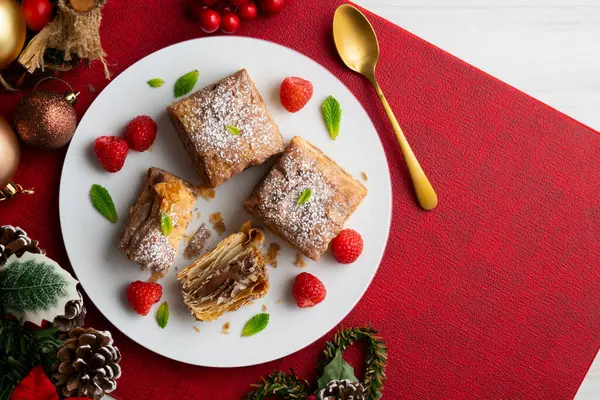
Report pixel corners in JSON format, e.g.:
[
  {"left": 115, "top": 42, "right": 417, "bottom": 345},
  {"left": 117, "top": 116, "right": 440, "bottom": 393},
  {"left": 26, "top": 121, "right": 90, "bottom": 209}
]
[
  {"left": 14, "top": 90, "right": 78, "bottom": 149},
  {"left": 0, "top": 117, "right": 20, "bottom": 188},
  {"left": 0, "top": 0, "right": 26, "bottom": 70}
]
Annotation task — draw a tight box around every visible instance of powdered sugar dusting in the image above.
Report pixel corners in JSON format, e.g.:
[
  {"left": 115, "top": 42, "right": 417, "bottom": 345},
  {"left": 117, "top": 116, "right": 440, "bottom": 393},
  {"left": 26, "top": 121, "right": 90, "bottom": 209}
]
[
  {"left": 249, "top": 144, "right": 335, "bottom": 256},
  {"left": 176, "top": 70, "right": 283, "bottom": 183},
  {"left": 131, "top": 228, "right": 175, "bottom": 274}
]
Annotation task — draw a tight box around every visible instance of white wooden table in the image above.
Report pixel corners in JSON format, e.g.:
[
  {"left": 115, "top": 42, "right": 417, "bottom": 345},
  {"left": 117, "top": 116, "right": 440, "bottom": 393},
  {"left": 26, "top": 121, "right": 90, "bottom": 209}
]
[
  {"left": 353, "top": 0, "right": 600, "bottom": 398},
  {"left": 107, "top": 2, "right": 599, "bottom": 399}
]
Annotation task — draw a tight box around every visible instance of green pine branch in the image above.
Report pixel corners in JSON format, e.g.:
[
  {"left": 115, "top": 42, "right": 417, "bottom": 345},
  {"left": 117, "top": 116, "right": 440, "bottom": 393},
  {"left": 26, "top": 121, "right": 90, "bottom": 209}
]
[
  {"left": 243, "top": 369, "right": 309, "bottom": 400},
  {"left": 0, "top": 318, "right": 63, "bottom": 400}
]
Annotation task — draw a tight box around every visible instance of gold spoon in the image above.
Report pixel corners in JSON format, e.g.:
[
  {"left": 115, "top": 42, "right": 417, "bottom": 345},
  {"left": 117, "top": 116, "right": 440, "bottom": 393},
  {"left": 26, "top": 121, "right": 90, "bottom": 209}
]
[{"left": 333, "top": 4, "right": 438, "bottom": 211}]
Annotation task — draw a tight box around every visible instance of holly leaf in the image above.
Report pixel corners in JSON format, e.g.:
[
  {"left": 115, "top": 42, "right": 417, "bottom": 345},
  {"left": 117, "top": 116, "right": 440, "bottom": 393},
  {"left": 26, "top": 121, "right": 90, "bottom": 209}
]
[
  {"left": 296, "top": 189, "right": 312, "bottom": 205},
  {"left": 161, "top": 212, "right": 173, "bottom": 237},
  {"left": 147, "top": 78, "right": 165, "bottom": 88},
  {"left": 242, "top": 313, "right": 269, "bottom": 337},
  {"left": 174, "top": 69, "right": 199, "bottom": 97},
  {"left": 317, "top": 348, "right": 358, "bottom": 390},
  {"left": 0, "top": 253, "right": 79, "bottom": 326},
  {"left": 156, "top": 302, "right": 169, "bottom": 329},
  {"left": 224, "top": 124, "right": 241, "bottom": 135},
  {"left": 321, "top": 95, "right": 342, "bottom": 140},
  {"left": 90, "top": 184, "right": 117, "bottom": 223}
]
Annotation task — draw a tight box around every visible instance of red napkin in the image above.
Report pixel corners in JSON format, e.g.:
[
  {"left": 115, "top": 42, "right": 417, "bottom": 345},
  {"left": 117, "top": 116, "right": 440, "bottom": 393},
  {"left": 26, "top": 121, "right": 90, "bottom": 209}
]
[{"left": 1, "top": 1, "right": 599, "bottom": 399}]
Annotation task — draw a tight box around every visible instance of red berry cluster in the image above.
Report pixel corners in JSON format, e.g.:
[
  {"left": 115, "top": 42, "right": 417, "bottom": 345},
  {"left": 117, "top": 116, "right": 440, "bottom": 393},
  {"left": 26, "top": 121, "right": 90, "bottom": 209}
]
[{"left": 190, "top": 0, "right": 285, "bottom": 34}]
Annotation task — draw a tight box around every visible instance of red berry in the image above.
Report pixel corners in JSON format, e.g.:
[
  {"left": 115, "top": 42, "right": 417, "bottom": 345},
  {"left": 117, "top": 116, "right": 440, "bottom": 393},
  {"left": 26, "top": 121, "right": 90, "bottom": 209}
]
[
  {"left": 199, "top": 0, "right": 218, "bottom": 4},
  {"left": 200, "top": 8, "right": 221, "bottom": 33},
  {"left": 94, "top": 136, "right": 128, "bottom": 173},
  {"left": 330, "top": 229, "right": 363, "bottom": 264},
  {"left": 126, "top": 281, "right": 163, "bottom": 316},
  {"left": 292, "top": 272, "right": 327, "bottom": 308},
  {"left": 229, "top": 0, "right": 248, "bottom": 5},
  {"left": 259, "top": 0, "right": 284, "bottom": 14},
  {"left": 21, "top": 0, "right": 53, "bottom": 32},
  {"left": 280, "top": 77, "right": 313, "bottom": 112},
  {"left": 220, "top": 10, "right": 240, "bottom": 34},
  {"left": 237, "top": 1, "right": 257, "bottom": 20},
  {"left": 124, "top": 115, "right": 157, "bottom": 152}
]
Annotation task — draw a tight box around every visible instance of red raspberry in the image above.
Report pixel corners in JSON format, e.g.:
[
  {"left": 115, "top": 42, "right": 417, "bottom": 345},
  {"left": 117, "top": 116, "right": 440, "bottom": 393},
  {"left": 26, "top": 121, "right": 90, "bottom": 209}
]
[
  {"left": 126, "top": 281, "right": 163, "bottom": 316},
  {"left": 94, "top": 136, "right": 128, "bottom": 173},
  {"left": 280, "top": 77, "right": 313, "bottom": 113},
  {"left": 330, "top": 229, "right": 363, "bottom": 264},
  {"left": 292, "top": 272, "right": 327, "bottom": 308},
  {"left": 124, "top": 115, "right": 157, "bottom": 152}
]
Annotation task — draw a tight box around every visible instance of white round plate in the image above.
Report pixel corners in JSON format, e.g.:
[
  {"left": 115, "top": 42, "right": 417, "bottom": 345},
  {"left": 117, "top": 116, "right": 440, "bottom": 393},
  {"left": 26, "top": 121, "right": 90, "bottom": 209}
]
[{"left": 60, "top": 37, "right": 392, "bottom": 367}]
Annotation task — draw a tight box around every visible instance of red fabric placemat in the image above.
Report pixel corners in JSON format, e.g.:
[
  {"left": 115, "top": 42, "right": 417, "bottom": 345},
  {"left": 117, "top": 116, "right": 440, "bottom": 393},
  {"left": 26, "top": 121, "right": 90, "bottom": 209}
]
[{"left": 1, "top": 0, "right": 600, "bottom": 398}]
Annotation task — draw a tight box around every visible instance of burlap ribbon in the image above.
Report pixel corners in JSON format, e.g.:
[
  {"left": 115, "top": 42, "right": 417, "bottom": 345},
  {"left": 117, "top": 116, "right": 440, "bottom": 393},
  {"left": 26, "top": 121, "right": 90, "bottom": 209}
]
[{"left": 18, "top": 0, "right": 109, "bottom": 79}]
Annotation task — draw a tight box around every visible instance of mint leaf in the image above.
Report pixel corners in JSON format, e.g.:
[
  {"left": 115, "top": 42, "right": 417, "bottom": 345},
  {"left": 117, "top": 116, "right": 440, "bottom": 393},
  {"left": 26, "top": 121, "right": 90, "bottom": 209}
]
[
  {"left": 161, "top": 213, "right": 173, "bottom": 237},
  {"left": 297, "top": 189, "right": 312, "bottom": 205},
  {"left": 156, "top": 302, "right": 169, "bottom": 329},
  {"left": 0, "top": 253, "right": 79, "bottom": 326},
  {"left": 147, "top": 78, "right": 165, "bottom": 88},
  {"left": 224, "top": 124, "right": 241, "bottom": 135},
  {"left": 90, "top": 184, "right": 117, "bottom": 223},
  {"left": 321, "top": 95, "right": 342, "bottom": 140},
  {"left": 174, "top": 69, "right": 199, "bottom": 97},
  {"left": 242, "top": 313, "right": 269, "bottom": 337},
  {"left": 317, "top": 348, "right": 359, "bottom": 390}
]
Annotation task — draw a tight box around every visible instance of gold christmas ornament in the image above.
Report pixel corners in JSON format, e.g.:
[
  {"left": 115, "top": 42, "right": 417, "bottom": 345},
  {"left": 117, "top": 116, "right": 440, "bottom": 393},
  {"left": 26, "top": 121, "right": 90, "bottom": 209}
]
[
  {"left": 0, "top": 117, "right": 33, "bottom": 201},
  {"left": 14, "top": 89, "right": 79, "bottom": 149},
  {"left": 0, "top": 0, "right": 26, "bottom": 70}
]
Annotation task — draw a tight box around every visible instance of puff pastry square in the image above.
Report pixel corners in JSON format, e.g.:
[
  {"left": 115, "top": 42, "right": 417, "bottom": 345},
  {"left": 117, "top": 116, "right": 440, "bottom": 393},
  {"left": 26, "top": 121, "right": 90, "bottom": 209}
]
[
  {"left": 177, "top": 223, "right": 269, "bottom": 322},
  {"left": 167, "top": 69, "right": 284, "bottom": 187},
  {"left": 118, "top": 168, "right": 197, "bottom": 275},
  {"left": 245, "top": 136, "right": 367, "bottom": 260}
]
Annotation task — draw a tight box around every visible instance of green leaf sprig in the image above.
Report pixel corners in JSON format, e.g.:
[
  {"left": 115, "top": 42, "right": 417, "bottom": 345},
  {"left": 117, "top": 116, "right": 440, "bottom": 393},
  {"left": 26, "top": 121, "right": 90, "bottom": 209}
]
[
  {"left": 156, "top": 302, "right": 169, "bottom": 329},
  {"left": 174, "top": 70, "right": 199, "bottom": 97},
  {"left": 242, "top": 313, "right": 269, "bottom": 337},
  {"left": 147, "top": 78, "right": 165, "bottom": 88},
  {"left": 297, "top": 189, "right": 312, "bottom": 205},
  {"left": 225, "top": 125, "right": 241, "bottom": 135},
  {"left": 90, "top": 184, "right": 118, "bottom": 223},
  {"left": 161, "top": 213, "right": 173, "bottom": 237},
  {"left": 321, "top": 95, "right": 342, "bottom": 140}
]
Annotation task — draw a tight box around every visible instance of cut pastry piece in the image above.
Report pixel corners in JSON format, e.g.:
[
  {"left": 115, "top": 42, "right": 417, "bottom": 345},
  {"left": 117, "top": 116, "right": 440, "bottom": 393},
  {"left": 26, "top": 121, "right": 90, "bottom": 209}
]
[
  {"left": 245, "top": 136, "right": 368, "bottom": 260},
  {"left": 118, "top": 167, "right": 197, "bottom": 275},
  {"left": 167, "top": 69, "right": 285, "bottom": 187},
  {"left": 177, "top": 222, "right": 269, "bottom": 322}
]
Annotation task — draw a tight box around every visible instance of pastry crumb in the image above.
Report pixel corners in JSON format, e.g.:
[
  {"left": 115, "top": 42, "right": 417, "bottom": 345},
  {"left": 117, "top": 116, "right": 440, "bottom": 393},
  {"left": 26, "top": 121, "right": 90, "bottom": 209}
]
[
  {"left": 361, "top": 171, "right": 368, "bottom": 182},
  {"left": 147, "top": 144, "right": 154, "bottom": 153},
  {"left": 221, "top": 322, "right": 231, "bottom": 334},
  {"left": 196, "top": 211, "right": 202, "bottom": 219},
  {"left": 264, "top": 242, "right": 281, "bottom": 268},
  {"left": 209, "top": 212, "right": 227, "bottom": 235},
  {"left": 193, "top": 326, "right": 200, "bottom": 333},
  {"left": 293, "top": 253, "right": 306, "bottom": 268},
  {"left": 147, "top": 271, "right": 164, "bottom": 283},
  {"left": 275, "top": 300, "right": 282, "bottom": 304},
  {"left": 175, "top": 266, "right": 179, "bottom": 271},
  {"left": 184, "top": 223, "right": 212, "bottom": 259},
  {"left": 196, "top": 186, "right": 216, "bottom": 201},
  {"left": 261, "top": 304, "right": 268, "bottom": 312}
]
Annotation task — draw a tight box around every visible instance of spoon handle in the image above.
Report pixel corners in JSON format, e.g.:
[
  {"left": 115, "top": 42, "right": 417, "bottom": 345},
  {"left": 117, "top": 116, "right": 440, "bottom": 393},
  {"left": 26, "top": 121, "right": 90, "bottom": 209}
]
[{"left": 371, "top": 78, "right": 438, "bottom": 210}]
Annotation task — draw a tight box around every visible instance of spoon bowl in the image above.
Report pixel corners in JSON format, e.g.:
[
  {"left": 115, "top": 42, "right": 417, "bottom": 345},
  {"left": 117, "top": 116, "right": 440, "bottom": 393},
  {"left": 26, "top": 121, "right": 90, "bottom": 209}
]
[
  {"left": 333, "top": 5, "right": 438, "bottom": 211},
  {"left": 333, "top": 5, "right": 380, "bottom": 77}
]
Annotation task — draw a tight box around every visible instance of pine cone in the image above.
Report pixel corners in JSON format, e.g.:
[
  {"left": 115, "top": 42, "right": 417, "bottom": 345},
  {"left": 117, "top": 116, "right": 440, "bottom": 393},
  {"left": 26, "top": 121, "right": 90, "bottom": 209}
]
[
  {"left": 53, "top": 327, "right": 122, "bottom": 399},
  {"left": 318, "top": 379, "right": 367, "bottom": 400},
  {"left": 0, "top": 225, "right": 43, "bottom": 266},
  {"left": 53, "top": 291, "right": 87, "bottom": 333}
]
